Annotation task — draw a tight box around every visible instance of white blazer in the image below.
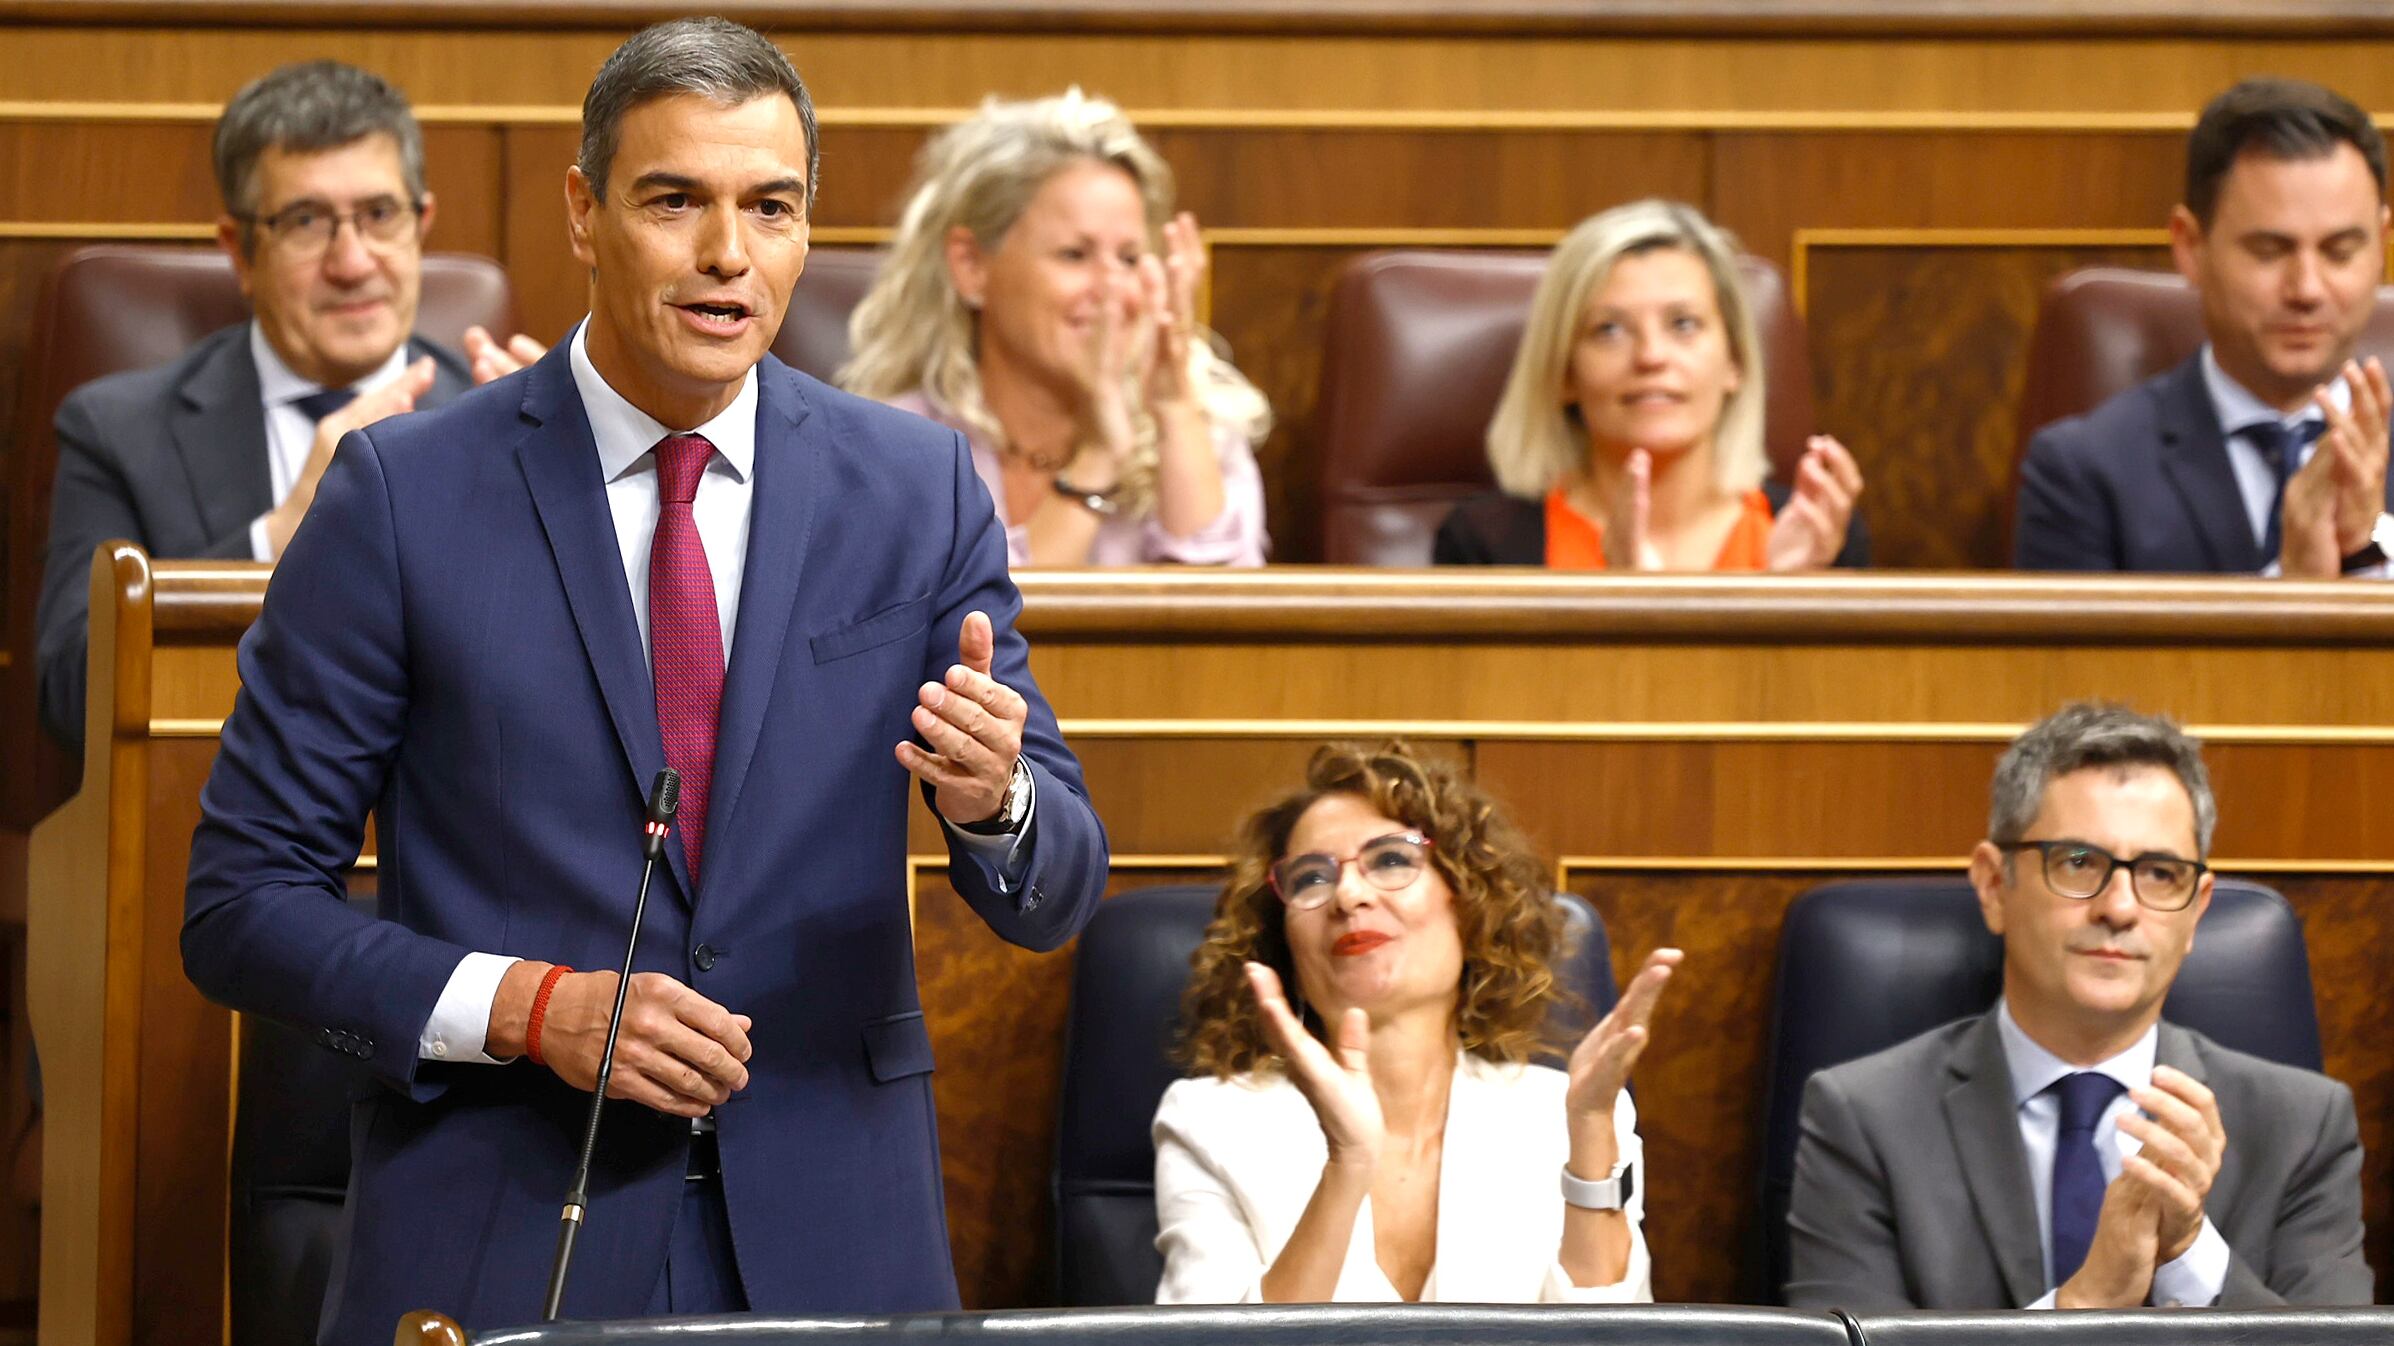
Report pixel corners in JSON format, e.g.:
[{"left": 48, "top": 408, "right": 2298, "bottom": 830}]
[{"left": 1152, "top": 1051, "right": 1652, "bottom": 1304}]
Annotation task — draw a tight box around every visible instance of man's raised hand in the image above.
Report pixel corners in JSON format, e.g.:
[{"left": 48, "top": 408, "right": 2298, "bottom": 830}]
[{"left": 896, "top": 611, "right": 1030, "bottom": 826}]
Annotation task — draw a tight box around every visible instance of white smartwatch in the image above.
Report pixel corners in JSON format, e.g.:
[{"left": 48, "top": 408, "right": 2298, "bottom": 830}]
[{"left": 1560, "top": 1156, "right": 1635, "bottom": 1211}]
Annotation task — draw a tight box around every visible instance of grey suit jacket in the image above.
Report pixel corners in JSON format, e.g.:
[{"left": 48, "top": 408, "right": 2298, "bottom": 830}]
[
  {"left": 1786, "top": 1013, "right": 2370, "bottom": 1310},
  {"left": 34, "top": 323, "right": 467, "bottom": 751}
]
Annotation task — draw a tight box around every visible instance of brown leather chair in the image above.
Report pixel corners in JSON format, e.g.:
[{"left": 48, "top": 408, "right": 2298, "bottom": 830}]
[
  {"left": 3, "top": 244, "right": 514, "bottom": 821},
  {"left": 771, "top": 245, "right": 884, "bottom": 381},
  {"left": 2016, "top": 266, "right": 2394, "bottom": 447},
  {"left": 1315, "top": 249, "right": 1814, "bottom": 566}
]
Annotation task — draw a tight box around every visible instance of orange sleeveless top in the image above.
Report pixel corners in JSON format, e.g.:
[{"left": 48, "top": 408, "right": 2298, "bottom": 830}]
[{"left": 1542, "top": 487, "right": 1774, "bottom": 571}]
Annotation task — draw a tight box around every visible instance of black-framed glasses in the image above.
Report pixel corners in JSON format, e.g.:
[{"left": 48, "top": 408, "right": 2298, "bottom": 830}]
[
  {"left": 1268, "top": 831, "right": 1434, "bottom": 910},
  {"left": 1998, "top": 839, "right": 2208, "bottom": 911},
  {"left": 236, "top": 196, "right": 423, "bottom": 258}
]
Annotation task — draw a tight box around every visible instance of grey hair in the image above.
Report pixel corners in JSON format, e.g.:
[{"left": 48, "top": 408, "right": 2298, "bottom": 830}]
[
  {"left": 1988, "top": 703, "right": 2217, "bottom": 858},
  {"left": 213, "top": 61, "right": 426, "bottom": 230},
  {"left": 578, "top": 17, "right": 819, "bottom": 210}
]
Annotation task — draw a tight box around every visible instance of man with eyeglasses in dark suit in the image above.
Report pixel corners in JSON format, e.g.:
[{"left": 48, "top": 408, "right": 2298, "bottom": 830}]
[
  {"left": 1786, "top": 703, "right": 2369, "bottom": 1311},
  {"left": 35, "top": 59, "right": 543, "bottom": 753}
]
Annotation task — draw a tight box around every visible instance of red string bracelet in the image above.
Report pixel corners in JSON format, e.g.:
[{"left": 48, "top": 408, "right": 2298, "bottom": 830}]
[{"left": 525, "top": 964, "right": 573, "bottom": 1066}]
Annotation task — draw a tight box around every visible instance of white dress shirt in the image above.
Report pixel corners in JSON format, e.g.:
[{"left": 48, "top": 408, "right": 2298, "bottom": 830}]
[
  {"left": 2197, "top": 345, "right": 2385, "bottom": 578},
  {"left": 246, "top": 324, "right": 411, "bottom": 561},
  {"left": 416, "top": 321, "right": 1029, "bottom": 1063},
  {"left": 1154, "top": 1052, "right": 1652, "bottom": 1304},
  {"left": 1996, "top": 1001, "right": 2229, "bottom": 1308}
]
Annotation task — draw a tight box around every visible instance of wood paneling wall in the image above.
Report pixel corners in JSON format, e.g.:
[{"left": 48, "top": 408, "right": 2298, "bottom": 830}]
[
  {"left": 40, "top": 560, "right": 2394, "bottom": 1345},
  {"left": 13, "top": 13, "right": 2394, "bottom": 1334}
]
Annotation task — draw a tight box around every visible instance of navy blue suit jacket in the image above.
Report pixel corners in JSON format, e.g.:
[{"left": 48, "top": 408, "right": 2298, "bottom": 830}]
[
  {"left": 2015, "top": 354, "right": 2394, "bottom": 571},
  {"left": 182, "top": 344, "right": 1108, "bottom": 1341}
]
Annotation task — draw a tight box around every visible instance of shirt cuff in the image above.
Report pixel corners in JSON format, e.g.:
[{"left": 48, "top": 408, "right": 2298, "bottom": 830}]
[
  {"left": 249, "top": 513, "right": 275, "bottom": 562},
  {"left": 418, "top": 952, "right": 520, "bottom": 1064},
  {"left": 2150, "top": 1218, "right": 2229, "bottom": 1308},
  {"left": 2026, "top": 1290, "right": 2058, "bottom": 1310},
  {"left": 942, "top": 764, "right": 1037, "bottom": 894}
]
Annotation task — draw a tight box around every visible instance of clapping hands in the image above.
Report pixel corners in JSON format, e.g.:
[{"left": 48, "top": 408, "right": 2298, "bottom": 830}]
[
  {"left": 462, "top": 325, "right": 548, "bottom": 384},
  {"left": 2281, "top": 357, "right": 2390, "bottom": 577},
  {"left": 1564, "top": 948, "right": 1681, "bottom": 1124},
  {"left": 1245, "top": 961, "right": 1384, "bottom": 1170},
  {"left": 1765, "top": 437, "right": 1864, "bottom": 572},
  {"left": 1063, "top": 212, "right": 1211, "bottom": 485}
]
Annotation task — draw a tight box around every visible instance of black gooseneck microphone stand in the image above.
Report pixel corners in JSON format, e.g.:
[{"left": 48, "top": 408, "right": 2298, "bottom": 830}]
[{"left": 542, "top": 767, "right": 680, "bottom": 1322}]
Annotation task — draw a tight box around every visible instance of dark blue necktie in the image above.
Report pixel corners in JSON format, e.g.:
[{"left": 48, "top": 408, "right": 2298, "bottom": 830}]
[
  {"left": 2049, "top": 1070, "right": 2127, "bottom": 1286},
  {"left": 292, "top": 386, "right": 359, "bottom": 424},
  {"left": 2247, "top": 419, "right": 2327, "bottom": 562}
]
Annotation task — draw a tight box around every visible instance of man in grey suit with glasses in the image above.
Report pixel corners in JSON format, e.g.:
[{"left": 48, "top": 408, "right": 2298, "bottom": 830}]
[{"left": 1786, "top": 703, "right": 2369, "bottom": 1310}]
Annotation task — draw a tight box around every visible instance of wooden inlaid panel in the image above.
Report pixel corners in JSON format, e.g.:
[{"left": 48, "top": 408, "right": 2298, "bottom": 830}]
[
  {"left": 1030, "top": 641, "right": 2394, "bottom": 727},
  {"left": 1146, "top": 128, "right": 1708, "bottom": 230},
  {"left": 0, "top": 121, "right": 500, "bottom": 246},
  {"left": 131, "top": 742, "right": 225, "bottom": 1346},
  {"left": 1712, "top": 132, "right": 2182, "bottom": 269},
  {"left": 2268, "top": 872, "right": 2394, "bottom": 1294},
  {"left": 1563, "top": 868, "right": 1817, "bottom": 1303},
  {"left": 14, "top": 26, "right": 2394, "bottom": 114},
  {"left": 494, "top": 123, "right": 587, "bottom": 348},
  {"left": 1805, "top": 241, "right": 2173, "bottom": 569},
  {"left": 1203, "top": 246, "right": 1348, "bottom": 564},
  {"left": 1478, "top": 739, "right": 2001, "bottom": 861},
  {"left": 0, "top": 123, "right": 220, "bottom": 225},
  {"left": 912, "top": 861, "right": 1226, "bottom": 1310}
]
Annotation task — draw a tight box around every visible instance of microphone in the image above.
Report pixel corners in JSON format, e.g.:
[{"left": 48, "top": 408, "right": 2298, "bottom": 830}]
[{"left": 543, "top": 767, "right": 679, "bottom": 1322}]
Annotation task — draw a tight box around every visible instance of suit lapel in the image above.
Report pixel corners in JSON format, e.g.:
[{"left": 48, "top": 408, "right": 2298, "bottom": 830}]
[
  {"left": 513, "top": 346, "right": 691, "bottom": 901},
  {"left": 171, "top": 330, "right": 275, "bottom": 545},
  {"left": 1942, "top": 1015, "right": 2048, "bottom": 1306},
  {"left": 2154, "top": 1023, "right": 2237, "bottom": 1218},
  {"left": 705, "top": 359, "right": 821, "bottom": 867},
  {"left": 2153, "top": 359, "right": 2263, "bottom": 572}
]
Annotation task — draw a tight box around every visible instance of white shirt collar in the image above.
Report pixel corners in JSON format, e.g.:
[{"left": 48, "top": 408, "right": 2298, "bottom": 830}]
[
  {"left": 249, "top": 321, "right": 411, "bottom": 409},
  {"left": 2199, "top": 341, "right": 2349, "bottom": 435},
  {"left": 1996, "top": 997, "right": 2158, "bottom": 1109},
  {"left": 567, "top": 319, "right": 757, "bottom": 486}
]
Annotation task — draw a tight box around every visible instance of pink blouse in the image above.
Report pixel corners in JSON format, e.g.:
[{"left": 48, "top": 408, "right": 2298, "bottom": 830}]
[{"left": 889, "top": 391, "right": 1269, "bottom": 567}]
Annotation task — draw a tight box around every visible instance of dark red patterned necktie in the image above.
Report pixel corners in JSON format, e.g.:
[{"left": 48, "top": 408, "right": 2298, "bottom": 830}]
[{"left": 650, "top": 433, "right": 723, "bottom": 883}]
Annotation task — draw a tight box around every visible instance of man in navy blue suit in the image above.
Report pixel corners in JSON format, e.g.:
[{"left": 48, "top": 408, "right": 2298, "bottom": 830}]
[
  {"left": 183, "top": 18, "right": 1108, "bottom": 1340},
  {"left": 2016, "top": 77, "right": 2394, "bottom": 577}
]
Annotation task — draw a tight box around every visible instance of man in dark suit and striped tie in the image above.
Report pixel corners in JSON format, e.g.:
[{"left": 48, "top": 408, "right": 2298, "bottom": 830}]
[{"left": 35, "top": 58, "right": 540, "bottom": 751}]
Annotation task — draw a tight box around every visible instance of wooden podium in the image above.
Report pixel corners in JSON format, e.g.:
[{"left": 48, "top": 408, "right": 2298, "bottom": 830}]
[{"left": 30, "top": 548, "right": 2394, "bottom": 1345}]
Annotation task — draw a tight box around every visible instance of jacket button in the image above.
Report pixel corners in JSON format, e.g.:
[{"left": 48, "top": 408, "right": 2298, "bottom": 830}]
[{"left": 693, "top": 944, "right": 718, "bottom": 971}]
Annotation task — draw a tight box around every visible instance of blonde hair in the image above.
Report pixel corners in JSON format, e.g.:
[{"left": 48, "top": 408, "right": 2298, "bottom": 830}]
[
  {"left": 839, "top": 89, "right": 1269, "bottom": 516},
  {"left": 1486, "top": 199, "right": 1767, "bottom": 499}
]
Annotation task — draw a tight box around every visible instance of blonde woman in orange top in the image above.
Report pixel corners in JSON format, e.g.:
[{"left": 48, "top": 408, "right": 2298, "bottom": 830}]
[{"left": 1436, "top": 200, "right": 1866, "bottom": 570}]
